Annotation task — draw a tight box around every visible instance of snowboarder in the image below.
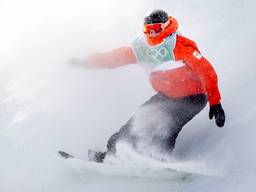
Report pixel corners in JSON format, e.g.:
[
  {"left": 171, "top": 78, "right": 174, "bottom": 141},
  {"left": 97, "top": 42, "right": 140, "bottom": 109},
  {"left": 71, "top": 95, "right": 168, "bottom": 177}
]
[{"left": 74, "top": 10, "right": 225, "bottom": 162}]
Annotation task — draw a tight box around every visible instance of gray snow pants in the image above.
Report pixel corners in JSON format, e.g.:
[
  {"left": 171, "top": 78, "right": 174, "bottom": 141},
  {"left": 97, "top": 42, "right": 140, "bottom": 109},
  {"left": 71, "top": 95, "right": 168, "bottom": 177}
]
[{"left": 106, "top": 93, "right": 207, "bottom": 155}]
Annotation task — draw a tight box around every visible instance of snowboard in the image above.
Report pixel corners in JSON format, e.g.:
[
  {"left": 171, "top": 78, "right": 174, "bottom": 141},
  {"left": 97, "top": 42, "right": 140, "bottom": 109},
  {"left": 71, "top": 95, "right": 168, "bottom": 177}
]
[{"left": 57, "top": 150, "right": 211, "bottom": 180}]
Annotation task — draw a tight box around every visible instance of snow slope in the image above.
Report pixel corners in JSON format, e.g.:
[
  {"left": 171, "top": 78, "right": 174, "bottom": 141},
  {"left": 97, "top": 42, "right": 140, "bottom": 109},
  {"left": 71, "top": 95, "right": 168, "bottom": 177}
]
[{"left": 0, "top": 0, "right": 256, "bottom": 191}]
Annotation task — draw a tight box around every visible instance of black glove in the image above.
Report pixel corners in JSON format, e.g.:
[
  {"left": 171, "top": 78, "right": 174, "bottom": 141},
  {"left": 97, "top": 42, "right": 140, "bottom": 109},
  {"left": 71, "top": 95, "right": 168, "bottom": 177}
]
[{"left": 209, "top": 103, "right": 225, "bottom": 127}]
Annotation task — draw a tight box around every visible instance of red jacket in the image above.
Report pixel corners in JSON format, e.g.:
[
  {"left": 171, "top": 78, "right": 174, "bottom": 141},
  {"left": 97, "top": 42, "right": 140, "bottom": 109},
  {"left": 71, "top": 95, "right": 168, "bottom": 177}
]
[{"left": 86, "top": 17, "right": 221, "bottom": 106}]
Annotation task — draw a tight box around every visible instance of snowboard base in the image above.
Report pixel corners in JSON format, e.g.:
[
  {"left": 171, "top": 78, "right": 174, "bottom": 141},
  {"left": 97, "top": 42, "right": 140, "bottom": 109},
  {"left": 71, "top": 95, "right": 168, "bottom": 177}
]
[{"left": 57, "top": 151, "right": 203, "bottom": 180}]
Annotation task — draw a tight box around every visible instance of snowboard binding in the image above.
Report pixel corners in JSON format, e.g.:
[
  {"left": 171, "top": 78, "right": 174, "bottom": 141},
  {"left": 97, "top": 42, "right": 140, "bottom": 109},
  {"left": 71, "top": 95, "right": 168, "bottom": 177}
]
[{"left": 88, "top": 149, "right": 106, "bottom": 163}]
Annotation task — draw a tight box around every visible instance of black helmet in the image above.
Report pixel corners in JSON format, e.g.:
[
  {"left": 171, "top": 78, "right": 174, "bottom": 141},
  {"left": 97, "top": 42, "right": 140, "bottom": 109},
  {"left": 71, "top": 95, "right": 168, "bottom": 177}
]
[{"left": 144, "top": 10, "right": 169, "bottom": 25}]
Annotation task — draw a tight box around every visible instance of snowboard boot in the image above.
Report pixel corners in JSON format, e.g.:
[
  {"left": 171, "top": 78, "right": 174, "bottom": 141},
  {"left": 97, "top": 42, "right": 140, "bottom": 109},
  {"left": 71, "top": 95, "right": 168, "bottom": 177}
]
[{"left": 88, "top": 149, "right": 106, "bottom": 163}]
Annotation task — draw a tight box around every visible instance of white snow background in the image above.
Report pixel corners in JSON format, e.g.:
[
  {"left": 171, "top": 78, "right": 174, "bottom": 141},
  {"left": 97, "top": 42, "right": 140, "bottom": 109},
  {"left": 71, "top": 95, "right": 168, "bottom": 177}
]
[{"left": 0, "top": 0, "right": 256, "bottom": 191}]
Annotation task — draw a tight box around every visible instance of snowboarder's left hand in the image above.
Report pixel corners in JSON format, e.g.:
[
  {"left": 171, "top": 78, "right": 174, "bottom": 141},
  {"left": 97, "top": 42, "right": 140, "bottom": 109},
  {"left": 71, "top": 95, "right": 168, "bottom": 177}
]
[{"left": 209, "top": 103, "right": 225, "bottom": 127}]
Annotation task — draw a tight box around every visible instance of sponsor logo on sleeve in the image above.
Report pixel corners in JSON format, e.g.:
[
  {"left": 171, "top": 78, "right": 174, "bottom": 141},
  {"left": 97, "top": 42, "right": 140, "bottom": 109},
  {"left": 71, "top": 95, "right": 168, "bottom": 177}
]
[{"left": 193, "top": 51, "right": 202, "bottom": 60}]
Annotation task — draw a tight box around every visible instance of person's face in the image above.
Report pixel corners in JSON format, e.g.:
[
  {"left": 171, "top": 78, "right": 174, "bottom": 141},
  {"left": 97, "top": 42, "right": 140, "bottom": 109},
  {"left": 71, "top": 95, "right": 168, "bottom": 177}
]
[
  {"left": 143, "top": 23, "right": 164, "bottom": 37},
  {"left": 143, "top": 19, "right": 170, "bottom": 38}
]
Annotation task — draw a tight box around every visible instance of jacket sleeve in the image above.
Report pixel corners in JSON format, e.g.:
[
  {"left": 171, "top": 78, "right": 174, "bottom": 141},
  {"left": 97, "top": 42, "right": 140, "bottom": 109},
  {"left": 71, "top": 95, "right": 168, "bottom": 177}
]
[
  {"left": 179, "top": 37, "right": 221, "bottom": 106},
  {"left": 86, "top": 46, "right": 137, "bottom": 68}
]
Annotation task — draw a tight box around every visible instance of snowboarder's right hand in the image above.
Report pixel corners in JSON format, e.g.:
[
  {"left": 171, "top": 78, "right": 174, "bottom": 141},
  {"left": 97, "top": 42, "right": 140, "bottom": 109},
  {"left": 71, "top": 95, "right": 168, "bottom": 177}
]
[
  {"left": 68, "top": 57, "right": 85, "bottom": 66},
  {"left": 209, "top": 103, "right": 225, "bottom": 127},
  {"left": 68, "top": 56, "right": 95, "bottom": 69}
]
